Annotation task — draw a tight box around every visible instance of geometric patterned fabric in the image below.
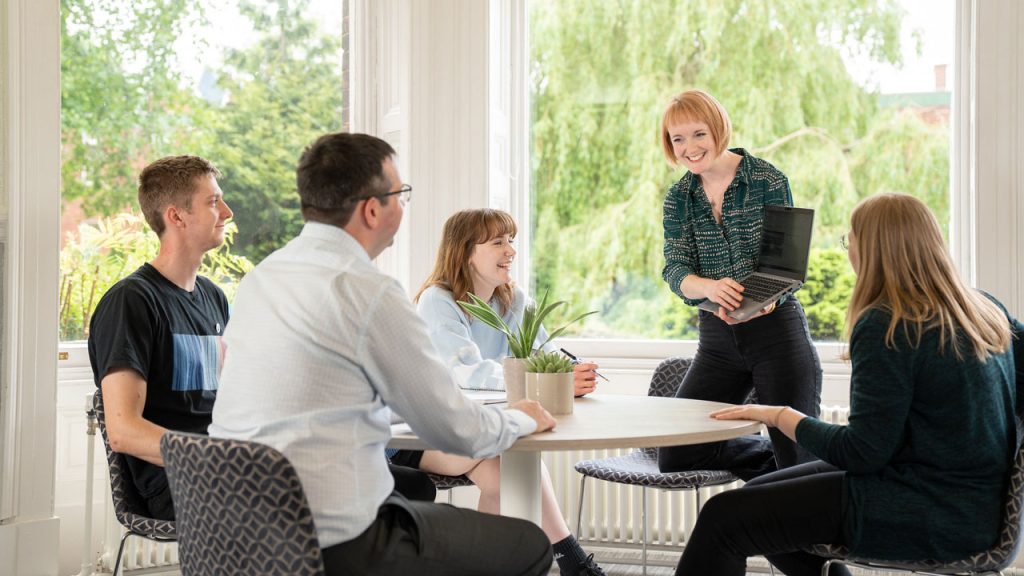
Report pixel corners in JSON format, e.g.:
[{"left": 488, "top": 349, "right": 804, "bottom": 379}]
[
  {"left": 160, "top": 431, "right": 325, "bottom": 576},
  {"left": 427, "top": 473, "right": 475, "bottom": 491},
  {"left": 93, "top": 391, "right": 178, "bottom": 539},
  {"left": 807, "top": 429, "right": 1024, "bottom": 575},
  {"left": 573, "top": 356, "right": 739, "bottom": 490}
]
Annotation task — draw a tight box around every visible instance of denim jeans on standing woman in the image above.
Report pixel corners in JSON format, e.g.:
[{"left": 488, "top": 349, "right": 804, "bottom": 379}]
[{"left": 658, "top": 297, "right": 822, "bottom": 479}]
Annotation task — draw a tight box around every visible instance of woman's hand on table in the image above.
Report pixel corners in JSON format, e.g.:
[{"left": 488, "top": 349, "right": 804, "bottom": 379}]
[
  {"left": 711, "top": 403, "right": 806, "bottom": 442},
  {"left": 573, "top": 363, "right": 598, "bottom": 397},
  {"left": 509, "top": 399, "right": 556, "bottom": 433}
]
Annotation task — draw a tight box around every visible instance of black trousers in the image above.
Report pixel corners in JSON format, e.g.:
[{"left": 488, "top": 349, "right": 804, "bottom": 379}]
[
  {"left": 322, "top": 493, "right": 552, "bottom": 576},
  {"left": 675, "top": 461, "right": 851, "bottom": 576},
  {"left": 389, "top": 462, "right": 436, "bottom": 502},
  {"left": 659, "top": 298, "right": 822, "bottom": 479}
]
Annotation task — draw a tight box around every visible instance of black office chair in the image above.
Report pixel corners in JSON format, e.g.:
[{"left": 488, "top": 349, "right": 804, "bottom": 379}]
[
  {"left": 428, "top": 473, "right": 476, "bottom": 504},
  {"left": 93, "top": 391, "right": 177, "bottom": 576},
  {"left": 161, "top": 431, "right": 325, "bottom": 576}
]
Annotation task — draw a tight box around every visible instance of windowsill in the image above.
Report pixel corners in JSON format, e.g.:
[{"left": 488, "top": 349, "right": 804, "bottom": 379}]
[{"left": 58, "top": 337, "right": 851, "bottom": 375}]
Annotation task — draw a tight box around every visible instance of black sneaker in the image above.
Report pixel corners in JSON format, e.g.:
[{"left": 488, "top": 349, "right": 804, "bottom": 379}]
[{"left": 560, "top": 553, "right": 607, "bottom": 576}]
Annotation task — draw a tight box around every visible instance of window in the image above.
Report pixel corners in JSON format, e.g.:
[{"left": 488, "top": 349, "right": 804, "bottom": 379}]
[
  {"left": 528, "top": 0, "right": 954, "bottom": 342},
  {"left": 59, "top": 0, "right": 348, "bottom": 341}
]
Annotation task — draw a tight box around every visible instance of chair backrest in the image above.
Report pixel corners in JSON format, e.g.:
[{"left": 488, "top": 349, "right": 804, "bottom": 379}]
[
  {"left": 648, "top": 357, "right": 692, "bottom": 398},
  {"left": 161, "top": 431, "right": 325, "bottom": 576},
  {"left": 963, "top": 438, "right": 1024, "bottom": 572},
  {"left": 648, "top": 356, "right": 759, "bottom": 403},
  {"left": 92, "top": 391, "right": 177, "bottom": 538}
]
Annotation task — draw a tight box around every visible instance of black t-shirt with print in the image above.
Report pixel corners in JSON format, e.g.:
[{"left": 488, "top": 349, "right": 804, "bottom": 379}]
[{"left": 88, "top": 263, "right": 229, "bottom": 499}]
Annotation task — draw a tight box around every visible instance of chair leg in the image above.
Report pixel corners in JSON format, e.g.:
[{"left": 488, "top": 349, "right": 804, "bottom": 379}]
[
  {"left": 113, "top": 530, "right": 132, "bottom": 576},
  {"left": 641, "top": 487, "right": 648, "bottom": 576},
  {"left": 576, "top": 475, "right": 587, "bottom": 537}
]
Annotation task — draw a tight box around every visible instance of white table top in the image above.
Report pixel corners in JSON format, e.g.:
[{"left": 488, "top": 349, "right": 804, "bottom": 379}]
[{"left": 388, "top": 393, "right": 763, "bottom": 452}]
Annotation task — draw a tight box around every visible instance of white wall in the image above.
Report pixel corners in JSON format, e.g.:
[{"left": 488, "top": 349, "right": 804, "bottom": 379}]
[{"left": 1, "top": 0, "right": 61, "bottom": 574}]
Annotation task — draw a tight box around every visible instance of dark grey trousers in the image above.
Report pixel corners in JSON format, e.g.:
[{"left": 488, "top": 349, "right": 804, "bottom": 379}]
[{"left": 321, "top": 493, "right": 553, "bottom": 576}]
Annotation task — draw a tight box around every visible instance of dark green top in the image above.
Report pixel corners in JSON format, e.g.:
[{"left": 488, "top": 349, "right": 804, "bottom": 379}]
[
  {"left": 662, "top": 149, "right": 793, "bottom": 306},
  {"left": 797, "top": 298, "right": 1024, "bottom": 561}
]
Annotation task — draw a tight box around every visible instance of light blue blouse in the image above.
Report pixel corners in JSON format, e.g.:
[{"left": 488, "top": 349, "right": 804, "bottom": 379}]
[{"left": 416, "top": 285, "right": 555, "bottom": 391}]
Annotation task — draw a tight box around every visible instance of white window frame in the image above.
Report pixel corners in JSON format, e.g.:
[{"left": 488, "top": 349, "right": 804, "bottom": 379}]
[{"left": 505, "top": 0, "right": 1024, "bottom": 371}]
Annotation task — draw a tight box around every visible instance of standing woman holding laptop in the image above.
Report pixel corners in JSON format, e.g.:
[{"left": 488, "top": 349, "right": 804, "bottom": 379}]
[
  {"left": 387, "top": 208, "right": 606, "bottom": 576},
  {"left": 658, "top": 89, "right": 821, "bottom": 479}
]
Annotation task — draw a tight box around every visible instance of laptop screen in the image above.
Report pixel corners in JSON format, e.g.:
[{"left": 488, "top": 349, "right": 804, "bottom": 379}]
[{"left": 758, "top": 205, "right": 815, "bottom": 279}]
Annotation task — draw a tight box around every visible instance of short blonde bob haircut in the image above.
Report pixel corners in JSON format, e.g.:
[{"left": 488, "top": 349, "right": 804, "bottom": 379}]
[
  {"left": 660, "top": 89, "right": 732, "bottom": 166},
  {"left": 415, "top": 209, "right": 518, "bottom": 315},
  {"left": 846, "top": 193, "right": 1010, "bottom": 360}
]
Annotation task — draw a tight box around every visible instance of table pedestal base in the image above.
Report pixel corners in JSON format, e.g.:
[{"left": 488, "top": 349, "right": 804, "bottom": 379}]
[{"left": 499, "top": 451, "right": 542, "bottom": 524}]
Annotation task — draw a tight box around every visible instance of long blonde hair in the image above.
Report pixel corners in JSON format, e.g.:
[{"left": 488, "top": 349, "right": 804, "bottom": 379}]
[
  {"left": 415, "top": 209, "right": 518, "bottom": 314},
  {"left": 845, "top": 193, "right": 1010, "bottom": 360}
]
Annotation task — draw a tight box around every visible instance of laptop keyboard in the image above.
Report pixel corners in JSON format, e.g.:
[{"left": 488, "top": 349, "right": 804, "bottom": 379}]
[{"left": 740, "top": 275, "right": 793, "bottom": 302}]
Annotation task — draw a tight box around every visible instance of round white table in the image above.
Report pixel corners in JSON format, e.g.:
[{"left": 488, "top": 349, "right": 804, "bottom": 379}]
[{"left": 389, "top": 393, "right": 763, "bottom": 525}]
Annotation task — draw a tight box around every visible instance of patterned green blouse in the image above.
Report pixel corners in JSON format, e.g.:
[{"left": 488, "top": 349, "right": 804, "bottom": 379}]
[{"left": 662, "top": 148, "right": 793, "bottom": 307}]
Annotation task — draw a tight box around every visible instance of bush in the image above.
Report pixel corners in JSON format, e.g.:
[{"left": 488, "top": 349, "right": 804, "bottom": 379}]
[{"left": 59, "top": 212, "right": 253, "bottom": 341}]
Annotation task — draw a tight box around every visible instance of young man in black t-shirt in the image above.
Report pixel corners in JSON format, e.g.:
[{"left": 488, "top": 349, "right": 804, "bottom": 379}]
[{"left": 88, "top": 156, "right": 233, "bottom": 520}]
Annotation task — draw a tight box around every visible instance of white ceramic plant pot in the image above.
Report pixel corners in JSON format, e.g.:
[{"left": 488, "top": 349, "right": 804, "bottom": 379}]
[
  {"left": 524, "top": 371, "right": 574, "bottom": 415},
  {"left": 503, "top": 357, "right": 527, "bottom": 403}
]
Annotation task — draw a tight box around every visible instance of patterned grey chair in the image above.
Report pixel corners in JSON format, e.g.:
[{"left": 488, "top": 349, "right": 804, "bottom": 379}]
[
  {"left": 427, "top": 473, "right": 475, "bottom": 504},
  {"left": 160, "top": 431, "right": 325, "bottom": 576},
  {"left": 806, "top": 432, "right": 1024, "bottom": 576},
  {"left": 573, "top": 357, "right": 740, "bottom": 575},
  {"left": 93, "top": 391, "right": 177, "bottom": 576}
]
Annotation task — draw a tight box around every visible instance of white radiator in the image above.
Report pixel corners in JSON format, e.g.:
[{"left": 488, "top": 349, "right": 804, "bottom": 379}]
[{"left": 546, "top": 405, "right": 851, "bottom": 549}]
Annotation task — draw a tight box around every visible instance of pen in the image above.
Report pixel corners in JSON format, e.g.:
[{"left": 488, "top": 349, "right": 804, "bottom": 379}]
[{"left": 559, "top": 348, "right": 610, "bottom": 382}]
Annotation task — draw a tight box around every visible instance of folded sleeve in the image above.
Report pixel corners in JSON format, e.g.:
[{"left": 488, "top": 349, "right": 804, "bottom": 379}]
[{"left": 365, "top": 281, "right": 533, "bottom": 458}]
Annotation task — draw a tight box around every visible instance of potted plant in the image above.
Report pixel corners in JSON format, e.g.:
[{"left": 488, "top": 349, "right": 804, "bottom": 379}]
[
  {"left": 523, "top": 350, "right": 576, "bottom": 415},
  {"left": 457, "top": 290, "right": 596, "bottom": 402}
]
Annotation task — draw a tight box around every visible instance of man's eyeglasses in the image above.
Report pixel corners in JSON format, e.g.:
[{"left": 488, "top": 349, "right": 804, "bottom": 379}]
[
  {"left": 839, "top": 233, "right": 849, "bottom": 251},
  {"left": 349, "top": 184, "right": 412, "bottom": 206}
]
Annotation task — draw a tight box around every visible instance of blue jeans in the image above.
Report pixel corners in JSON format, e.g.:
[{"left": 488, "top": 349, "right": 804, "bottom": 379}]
[{"left": 658, "top": 298, "right": 822, "bottom": 479}]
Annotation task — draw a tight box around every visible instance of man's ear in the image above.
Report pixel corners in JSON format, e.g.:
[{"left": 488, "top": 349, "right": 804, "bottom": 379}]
[
  {"left": 163, "top": 204, "right": 185, "bottom": 231},
  {"left": 359, "top": 197, "right": 381, "bottom": 230}
]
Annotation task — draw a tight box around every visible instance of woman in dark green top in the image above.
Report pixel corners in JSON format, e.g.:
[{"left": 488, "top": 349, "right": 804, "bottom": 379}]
[
  {"left": 658, "top": 89, "right": 821, "bottom": 478},
  {"left": 676, "top": 193, "right": 1023, "bottom": 576}
]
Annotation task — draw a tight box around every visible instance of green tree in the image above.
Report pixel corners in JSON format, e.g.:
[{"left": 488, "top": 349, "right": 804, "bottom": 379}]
[
  {"left": 200, "top": 0, "right": 346, "bottom": 262},
  {"left": 529, "top": 0, "right": 947, "bottom": 341},
  {"left": 61, "top": 0, "right": 208, "bottom": 214},
  {"left": 801, "top": 248, "right": 857, "bottom": 340}
]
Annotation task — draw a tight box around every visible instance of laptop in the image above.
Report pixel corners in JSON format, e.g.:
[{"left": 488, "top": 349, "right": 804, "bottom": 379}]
[{"left": 698, "top": 205, "right": 815, "bottom": 321}]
